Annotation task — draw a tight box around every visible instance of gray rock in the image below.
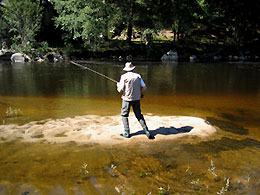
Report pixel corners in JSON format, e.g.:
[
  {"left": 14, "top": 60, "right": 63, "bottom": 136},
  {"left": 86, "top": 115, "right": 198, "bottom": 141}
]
[
  {"left": 213, "top": 55, "right": 222, "bottom": 61},
  {"left": 11, "top": 53, "right": 25, "bottom": 63},
  {"left": 23, "top": 54, "right": 31, "bottom": 62},
  {"left": 44, "top": 51, "right": 63, "bottom": 62},
  {"left": 190, "top": 55, "right": 197, "bottom": 62},
  {"left": 161, "top": 50, "right": 178, "bottom": 61}
]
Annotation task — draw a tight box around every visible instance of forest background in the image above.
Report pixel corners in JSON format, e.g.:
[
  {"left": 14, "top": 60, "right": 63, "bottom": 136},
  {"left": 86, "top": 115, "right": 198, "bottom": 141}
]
[{"left": 0, "top": 0, "right": 259, "bottom": 61}]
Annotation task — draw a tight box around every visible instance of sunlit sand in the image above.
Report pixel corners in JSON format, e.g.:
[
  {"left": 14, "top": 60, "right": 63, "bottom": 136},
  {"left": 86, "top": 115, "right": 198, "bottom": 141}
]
[{"left": 0, "top": 115, "right": 216, "bottom": 145}]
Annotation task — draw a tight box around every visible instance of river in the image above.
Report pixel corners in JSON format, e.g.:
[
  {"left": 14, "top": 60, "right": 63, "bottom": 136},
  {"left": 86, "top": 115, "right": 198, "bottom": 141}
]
[{"left": 0, "top": 60, "right": 259, "bottom": 194}]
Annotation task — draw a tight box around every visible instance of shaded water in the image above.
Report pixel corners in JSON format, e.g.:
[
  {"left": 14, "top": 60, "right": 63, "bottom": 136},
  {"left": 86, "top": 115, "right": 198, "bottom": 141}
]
[{"left": 0, "top": 61, "right": 260, "bottom": 194}]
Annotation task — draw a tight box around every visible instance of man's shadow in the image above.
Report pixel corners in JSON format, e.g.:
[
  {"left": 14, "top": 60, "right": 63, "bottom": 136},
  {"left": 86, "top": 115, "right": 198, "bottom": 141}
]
[{"left": 130, "top": 126, "right": 193, "bottom": 139}]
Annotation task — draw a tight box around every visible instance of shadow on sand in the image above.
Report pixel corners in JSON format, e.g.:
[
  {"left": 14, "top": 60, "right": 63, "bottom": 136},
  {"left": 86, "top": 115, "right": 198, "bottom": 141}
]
[{"left": 130, "top": 126, "right": 193, "bottom": 139}]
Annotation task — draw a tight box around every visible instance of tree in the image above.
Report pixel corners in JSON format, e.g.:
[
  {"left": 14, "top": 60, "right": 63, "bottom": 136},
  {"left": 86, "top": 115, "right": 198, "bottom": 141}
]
[
  {"left": 52, "top": 0, "right": 111, "bottom": 51},
  {"left": 0, "top": 0, "right": 43, "bottom": 53},
  {"left": 108, "top": 0, "right": 157, "bottom": 44},
  {"left": 216, "top": 0, "right": 260, "bottom": 52}
]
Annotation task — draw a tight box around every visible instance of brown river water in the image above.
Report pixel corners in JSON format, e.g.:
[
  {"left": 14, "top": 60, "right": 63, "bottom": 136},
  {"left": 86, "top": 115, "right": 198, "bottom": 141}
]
[{"left": 0, "top": 61, "right": 259, "bottom": 194}]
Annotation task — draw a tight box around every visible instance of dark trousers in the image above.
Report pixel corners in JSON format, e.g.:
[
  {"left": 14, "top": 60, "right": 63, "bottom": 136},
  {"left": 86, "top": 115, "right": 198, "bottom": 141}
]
[{"left": 121, "top": 100, "right": 148, "bottom": 131}]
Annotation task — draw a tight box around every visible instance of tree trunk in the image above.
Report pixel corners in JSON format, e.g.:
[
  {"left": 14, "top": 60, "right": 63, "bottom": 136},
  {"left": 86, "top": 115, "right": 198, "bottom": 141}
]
[
  {"left": 127, "top": 23, "right": 133, "bottom": 43},
  {"left": 127, "top": 0, "right": 134, "bottom": 44},
  {"left": 103, "top": 0, "right": 109, "bottom": 41}
]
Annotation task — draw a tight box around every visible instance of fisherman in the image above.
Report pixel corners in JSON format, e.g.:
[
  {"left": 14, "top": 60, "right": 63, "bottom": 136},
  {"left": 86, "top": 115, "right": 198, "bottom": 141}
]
[{"left": 117, "top": 62, "right": 153, "bottom": 139}]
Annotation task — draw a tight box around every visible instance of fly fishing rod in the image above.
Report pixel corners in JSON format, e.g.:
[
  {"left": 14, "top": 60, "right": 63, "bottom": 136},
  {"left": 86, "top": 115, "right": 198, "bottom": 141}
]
[
  {"left": 70, "top": 61, "right": 118, "bottom": 84},
  {"left": 70, "top": 60, "right": 144, "bottom": 98}
]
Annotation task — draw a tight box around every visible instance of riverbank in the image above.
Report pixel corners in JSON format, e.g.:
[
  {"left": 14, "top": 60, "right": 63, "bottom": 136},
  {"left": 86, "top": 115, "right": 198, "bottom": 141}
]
[
  {"left": 0, "top": 114, "right": 216, "bottom": 145},
  {"left": 1, "top": 38, "right": 260, "bottom": 63}
]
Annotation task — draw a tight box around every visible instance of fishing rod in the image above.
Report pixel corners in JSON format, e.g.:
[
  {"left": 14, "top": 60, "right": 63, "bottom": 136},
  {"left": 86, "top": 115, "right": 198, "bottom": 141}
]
[
  {"left": 70, "top": 61, "right": 118, "bottom": 84},
  {"left": 71, "top": 60, "right": 144, "bottom": 98}
]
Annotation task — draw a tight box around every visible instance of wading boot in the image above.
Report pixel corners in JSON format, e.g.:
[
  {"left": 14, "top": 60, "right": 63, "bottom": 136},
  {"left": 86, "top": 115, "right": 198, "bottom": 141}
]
[
  {"left": 120, "top": 130, "right": 130, "bottom": 138},
  {"left": 144, "top": 128, "right": 154, "bottom": 139}
]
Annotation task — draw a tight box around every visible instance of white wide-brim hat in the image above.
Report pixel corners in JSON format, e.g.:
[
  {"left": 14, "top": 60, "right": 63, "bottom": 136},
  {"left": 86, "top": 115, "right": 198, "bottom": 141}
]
[{"left": 123, "top": 62, "right": 135, "bottom": 71}]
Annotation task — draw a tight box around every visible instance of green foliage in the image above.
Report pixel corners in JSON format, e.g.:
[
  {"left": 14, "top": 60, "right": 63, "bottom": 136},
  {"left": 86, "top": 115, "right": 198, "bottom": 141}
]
[
  {"left": 52, "top": 0, "right": 111, "bottom": 51},
  {"left": 107, "top": 0, "right": 128, "bottom": 38},
  {"left": 0, "top": 0, "right": 43, "bottom": 54},
  {"left": 1, "top": 0, "right": 258, "bottom": 55},
  {"left": 36, "top": 41, "right": 50, "bottom": 53}
]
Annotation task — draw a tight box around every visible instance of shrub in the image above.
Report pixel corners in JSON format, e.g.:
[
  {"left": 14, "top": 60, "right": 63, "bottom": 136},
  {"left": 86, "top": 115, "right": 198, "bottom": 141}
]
[{"left": 0, "top": 0, "right": 43, "bottom": 54}]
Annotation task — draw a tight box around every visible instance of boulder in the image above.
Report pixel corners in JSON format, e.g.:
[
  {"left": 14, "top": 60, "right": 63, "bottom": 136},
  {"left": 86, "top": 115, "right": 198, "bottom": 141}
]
[
  {"left": 190, "top": 55, "right": 197, "bottom": 62},
  {"left": 35, "top": 57, "right": 45, "bottom": 62},
  {"left": 23, "top": 54, "right": 32, "bottom": 62},
  {"left": 44, "top": 51, "right": 63, "bottom": 62},
  {"left": 11, "top": 53, "right": 25, "bottom": 63},
  {"left": 213, "top": 55, "right": 222, "bottom": 61},
  {"left": 238, "top": 55, "right": 245, "bottom": 61},
  {"left": 161, "top": 50, "right": 178, "bottom": 62},
  {"left": 161, "top": 54, "right": 168, "bottom": 61},
  {"left": 227, "top": 55, "right": 233, "bottom": 61}
]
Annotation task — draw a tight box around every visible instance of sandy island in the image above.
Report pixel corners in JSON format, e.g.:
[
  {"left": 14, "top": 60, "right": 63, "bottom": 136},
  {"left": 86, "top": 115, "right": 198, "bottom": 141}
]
[{"left": 0, "top": 115, "right": 216, "bottom": 145}]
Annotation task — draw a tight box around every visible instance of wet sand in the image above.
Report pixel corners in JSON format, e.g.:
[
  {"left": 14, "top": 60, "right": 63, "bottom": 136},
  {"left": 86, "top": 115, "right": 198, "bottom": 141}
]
[{"left": 0, "top": 114, "right": 216, "bottom": 145}]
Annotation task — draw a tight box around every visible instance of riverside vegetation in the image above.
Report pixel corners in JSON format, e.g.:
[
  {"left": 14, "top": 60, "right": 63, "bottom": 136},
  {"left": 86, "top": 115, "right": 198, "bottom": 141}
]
[{"left": 0, "top": 0, "right": 260, "bottom": 61}]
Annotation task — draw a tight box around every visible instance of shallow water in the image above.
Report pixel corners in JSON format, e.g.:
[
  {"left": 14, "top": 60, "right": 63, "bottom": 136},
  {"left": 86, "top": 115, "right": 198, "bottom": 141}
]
[{"left": 0, "top": 60, "right": 259, "bottom": 194}]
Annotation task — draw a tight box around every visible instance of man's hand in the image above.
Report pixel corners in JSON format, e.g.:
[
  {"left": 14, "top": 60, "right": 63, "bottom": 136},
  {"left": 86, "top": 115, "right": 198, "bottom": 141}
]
[{"left": 141, "top": 86, "right": 147, "bottom": 92}]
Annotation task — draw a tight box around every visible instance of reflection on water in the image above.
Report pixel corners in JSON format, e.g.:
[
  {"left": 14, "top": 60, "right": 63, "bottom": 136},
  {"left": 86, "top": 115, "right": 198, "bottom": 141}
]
[
  {"left": 1, "top": 61, "right": 259, "bottom": 97},
  {"left": 0, "top": 60, "right": 260, "bottom": 194}
]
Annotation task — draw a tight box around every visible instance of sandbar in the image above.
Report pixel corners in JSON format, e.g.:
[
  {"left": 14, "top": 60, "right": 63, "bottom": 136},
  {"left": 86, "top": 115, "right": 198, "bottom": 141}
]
[{"left": 0, "top": 114, "right": 216, "bottom": 145}]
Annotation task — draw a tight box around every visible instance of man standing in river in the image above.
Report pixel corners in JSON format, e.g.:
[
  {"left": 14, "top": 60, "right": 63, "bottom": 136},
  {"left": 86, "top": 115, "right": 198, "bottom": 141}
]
[{"left": 117, "top": 62, "right": 153, "bottom": 139}]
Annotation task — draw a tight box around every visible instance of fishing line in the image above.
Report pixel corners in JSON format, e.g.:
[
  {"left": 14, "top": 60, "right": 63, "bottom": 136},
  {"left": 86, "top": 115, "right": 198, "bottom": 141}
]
[{"left": 70, "top": 61, "right": 118, "bottom": 84}]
